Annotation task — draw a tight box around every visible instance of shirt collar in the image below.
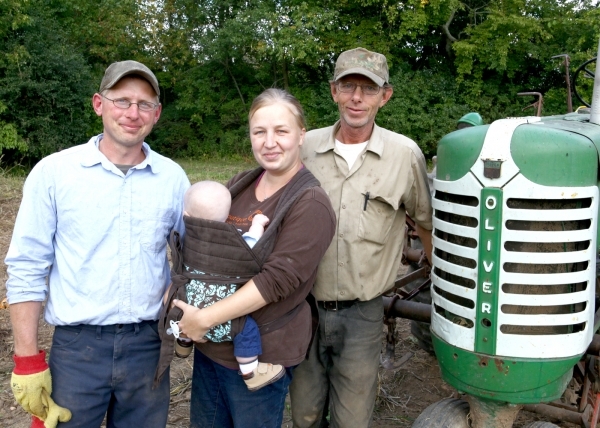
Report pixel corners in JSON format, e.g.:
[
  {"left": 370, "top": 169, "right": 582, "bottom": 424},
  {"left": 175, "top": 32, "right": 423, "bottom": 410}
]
[
  {"left": 316, "top": 121, "right": 385, "bottom": 157},
  {"left": 79, "top": 134, "right": 159, "bottom": 174}
]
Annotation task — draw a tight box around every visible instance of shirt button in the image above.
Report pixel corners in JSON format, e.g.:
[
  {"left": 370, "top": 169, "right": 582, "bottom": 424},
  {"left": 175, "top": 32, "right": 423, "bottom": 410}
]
[
  {"left": 339, "top": 233, "right": 344, "bottom": 238},
  {"left": 342, "top": 204, "right": 346, "bottom": 209},
  {"left": 340, "top": 291, "right": 345, "bottom": 296},
  {"left": 339, "top": 262, "right": 344, "bottom": 267}
]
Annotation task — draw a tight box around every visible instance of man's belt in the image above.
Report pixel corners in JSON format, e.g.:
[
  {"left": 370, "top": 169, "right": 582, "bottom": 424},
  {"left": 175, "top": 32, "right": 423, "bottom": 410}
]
[{"left": 318, "top": 299, "right": 358, "bottom": 311}]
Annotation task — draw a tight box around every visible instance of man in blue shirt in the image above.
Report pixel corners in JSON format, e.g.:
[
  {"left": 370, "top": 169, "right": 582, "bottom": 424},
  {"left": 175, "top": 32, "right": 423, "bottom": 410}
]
[{"left": 6, "top": 60, "right": 190, "bottom": 428}]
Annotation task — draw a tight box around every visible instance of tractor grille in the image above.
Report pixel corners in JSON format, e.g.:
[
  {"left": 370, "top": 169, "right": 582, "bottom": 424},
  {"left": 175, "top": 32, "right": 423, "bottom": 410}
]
[{"left": 431, "top": 173, "right": 597, "bottom": 359}]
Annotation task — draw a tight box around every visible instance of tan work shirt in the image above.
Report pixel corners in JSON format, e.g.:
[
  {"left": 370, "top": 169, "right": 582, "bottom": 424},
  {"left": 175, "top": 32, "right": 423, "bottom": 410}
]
[{"left": 301, "top": 121, "right": 433, "bottom": 301}]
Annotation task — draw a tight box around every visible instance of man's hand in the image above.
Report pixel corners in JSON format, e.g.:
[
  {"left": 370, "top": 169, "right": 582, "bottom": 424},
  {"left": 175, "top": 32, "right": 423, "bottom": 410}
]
[{"left": 11, "top": 350, "right": 71, "bottom": 428}]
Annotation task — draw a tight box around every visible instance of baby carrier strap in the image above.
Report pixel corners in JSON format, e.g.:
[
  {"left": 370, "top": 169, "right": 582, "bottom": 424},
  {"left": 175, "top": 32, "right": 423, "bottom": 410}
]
[
  {"left": 248, "top": 167, "right": 321, "bottom": 264},
  {"left": 154, "top": 230, "right": 189, "bottom": 388}
]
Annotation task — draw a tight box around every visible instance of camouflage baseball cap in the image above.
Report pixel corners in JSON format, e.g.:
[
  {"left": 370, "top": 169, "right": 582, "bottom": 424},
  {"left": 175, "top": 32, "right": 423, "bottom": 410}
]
[
  {"left": 333, "top": 47, "right": 389, "bottom": 87},
  {"left": 99, "top": 60, "right": 160, "bottom": 97}
]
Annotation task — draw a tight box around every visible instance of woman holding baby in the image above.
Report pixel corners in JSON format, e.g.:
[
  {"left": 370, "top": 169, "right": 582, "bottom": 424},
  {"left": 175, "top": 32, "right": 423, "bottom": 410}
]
[{"left": 173, "top": 88, "right": 336, "bottom": 427}]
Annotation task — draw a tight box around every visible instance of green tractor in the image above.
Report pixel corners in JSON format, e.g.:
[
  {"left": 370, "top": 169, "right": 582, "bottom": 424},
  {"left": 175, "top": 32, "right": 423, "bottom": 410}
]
[{"left": 392, "top": 40, "right": 600, "bottom": 427}]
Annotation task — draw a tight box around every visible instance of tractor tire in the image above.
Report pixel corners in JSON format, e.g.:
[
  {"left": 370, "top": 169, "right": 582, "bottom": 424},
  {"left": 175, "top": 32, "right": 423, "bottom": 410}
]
[
  {"left": 522, "top": 423, "right": 561, "bottom": 428},
  {"left": 412, "top": 398, "right": 470, "bottom": 428}
]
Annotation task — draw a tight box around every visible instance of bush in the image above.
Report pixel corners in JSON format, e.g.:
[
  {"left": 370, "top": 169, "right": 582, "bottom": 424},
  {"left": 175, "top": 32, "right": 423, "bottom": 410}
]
[{"left": 0, "top": 9, "right": 96, "bottom": 163}]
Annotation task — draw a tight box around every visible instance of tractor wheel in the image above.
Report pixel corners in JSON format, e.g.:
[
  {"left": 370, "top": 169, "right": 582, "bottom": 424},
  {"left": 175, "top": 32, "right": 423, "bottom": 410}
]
[
  {"left": 412, "top": 398, "right": 469, "bottom": 428},
  {"left": 522, "top": 423, "right": 561, "bottom": 428},
  {"left": 573, "top": 56, "right": 597, "bottom": 108}
]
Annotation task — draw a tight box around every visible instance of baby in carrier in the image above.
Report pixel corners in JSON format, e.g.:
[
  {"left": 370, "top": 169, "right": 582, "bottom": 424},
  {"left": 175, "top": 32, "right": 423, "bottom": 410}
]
[{"left": 169, "top": 180, "right": 284, "bottom": 391}]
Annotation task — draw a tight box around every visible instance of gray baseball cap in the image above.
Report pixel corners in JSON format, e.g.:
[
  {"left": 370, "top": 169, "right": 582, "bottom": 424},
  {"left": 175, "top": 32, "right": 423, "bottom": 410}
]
[
  {"left": 99, "top": 60, "right": 160, "bottom": 96},
  {"left": 333, "top": 47, "right": 389, "bottom": 87}
]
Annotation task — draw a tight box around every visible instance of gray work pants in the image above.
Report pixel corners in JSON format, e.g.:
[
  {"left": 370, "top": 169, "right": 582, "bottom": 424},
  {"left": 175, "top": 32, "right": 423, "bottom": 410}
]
[{"left": 289, "top": 296, "right": 384, "bottom": 428}]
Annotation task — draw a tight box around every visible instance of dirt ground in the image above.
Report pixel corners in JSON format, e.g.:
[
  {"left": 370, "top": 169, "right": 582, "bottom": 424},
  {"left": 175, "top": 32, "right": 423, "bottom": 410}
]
[{"left": 0, "top": 178, "right": 584, "bottom": 427}]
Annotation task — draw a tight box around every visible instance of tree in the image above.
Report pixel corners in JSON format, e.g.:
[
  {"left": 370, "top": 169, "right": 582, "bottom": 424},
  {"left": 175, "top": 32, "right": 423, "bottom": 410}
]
[
  {"left": 0, "top": 0, "right": 96, "bottom": 160},
  {"left": 1, "top": 0, "right": 599, "bottom": 164}
]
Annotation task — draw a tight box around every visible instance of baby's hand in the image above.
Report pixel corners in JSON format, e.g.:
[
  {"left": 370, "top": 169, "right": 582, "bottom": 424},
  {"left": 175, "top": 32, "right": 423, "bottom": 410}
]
[{"left": 252, "top": 214, "right": 270, "bottom": 228}]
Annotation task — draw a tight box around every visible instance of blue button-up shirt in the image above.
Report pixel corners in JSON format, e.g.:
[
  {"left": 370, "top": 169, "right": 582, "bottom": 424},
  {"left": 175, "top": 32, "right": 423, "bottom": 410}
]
[{"left": 5, "top": 135, "right": 190, "bottom": 325}]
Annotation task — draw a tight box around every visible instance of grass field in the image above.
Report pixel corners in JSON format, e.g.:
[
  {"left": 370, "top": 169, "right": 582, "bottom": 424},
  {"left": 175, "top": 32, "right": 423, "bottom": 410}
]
[
  {"left": 176, "top": 157, "right": 258, "bottom": 184},
  {"left": 0, "top": 156, "right": 258, "bottom": 194}
]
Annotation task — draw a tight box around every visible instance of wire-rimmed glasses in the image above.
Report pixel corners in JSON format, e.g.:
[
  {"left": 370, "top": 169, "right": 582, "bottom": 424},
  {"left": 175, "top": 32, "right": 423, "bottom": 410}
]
[
  {"left": 101, "top": 95, "right": 158, "bottom": 111},
  {"left": 336, "top": 82, "right": 381, "bottom": 96}
]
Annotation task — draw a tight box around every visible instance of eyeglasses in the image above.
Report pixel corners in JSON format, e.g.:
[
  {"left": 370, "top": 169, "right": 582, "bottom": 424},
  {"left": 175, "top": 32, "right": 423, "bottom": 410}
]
[
  {"left": 101, "top": 95, "right": 158, "bottom": 112},
  {"left": 336, "top": 82, "right": 381, "bottom": 96}
]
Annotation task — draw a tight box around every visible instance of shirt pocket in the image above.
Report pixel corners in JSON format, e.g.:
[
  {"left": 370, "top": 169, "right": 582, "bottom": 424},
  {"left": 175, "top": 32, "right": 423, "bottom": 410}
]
[
  {"left": 140, "top": 213, "right": 173, "bottom": 253},
  {"left": 358, "top": 195, "right": 398, "bottom": 245}
]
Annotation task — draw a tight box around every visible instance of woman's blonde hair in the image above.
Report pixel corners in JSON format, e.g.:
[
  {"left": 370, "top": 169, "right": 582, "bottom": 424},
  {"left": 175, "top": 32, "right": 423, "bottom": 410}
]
[{"left": 248, "top": 88, "right": 307, "bottom": 130}]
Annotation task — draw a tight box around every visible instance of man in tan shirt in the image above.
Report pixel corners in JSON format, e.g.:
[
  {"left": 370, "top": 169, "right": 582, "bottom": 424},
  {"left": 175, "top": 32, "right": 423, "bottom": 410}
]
[{"left": 290, "top": 47, "right": 433, "bottom": 428}]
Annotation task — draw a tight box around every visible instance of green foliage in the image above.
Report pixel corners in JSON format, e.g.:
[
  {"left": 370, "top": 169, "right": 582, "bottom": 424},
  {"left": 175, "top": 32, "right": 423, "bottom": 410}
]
[
  {"left": 0, "top": 101, "right": 26, "bottom": 154},
  {"left": 0, "top": 0, "right": 599, "bottom": 166},
  {"left": 450, "top": 0, "right": 600, "bottom": 110},
  {"left": 0, "top": 0, "right": 97, "bottom": 160},
  {"left": 0, "top": 0, "right": 31, "bottom": 38},
  {"left": 0, "top": 120, "right": 24, "bottom": 152},
  {"left": 379, "top": 67, "right": 469, "bottom": 158}
]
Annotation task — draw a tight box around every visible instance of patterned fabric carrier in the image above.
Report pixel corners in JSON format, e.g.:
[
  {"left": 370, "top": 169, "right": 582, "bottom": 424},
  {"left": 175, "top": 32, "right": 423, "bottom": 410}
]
[{"left": 184, "top": 264, "right": 244, "bottom": 342}]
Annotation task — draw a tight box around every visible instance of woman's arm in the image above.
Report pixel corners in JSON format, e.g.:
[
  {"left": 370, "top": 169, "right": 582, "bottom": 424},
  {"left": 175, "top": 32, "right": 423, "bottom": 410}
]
[
  {"left": 251, "top": 190, "right": 336, "bottom": 302},
  {"left": 173, "top": 279, "right": 266, "bottom": 342}
]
